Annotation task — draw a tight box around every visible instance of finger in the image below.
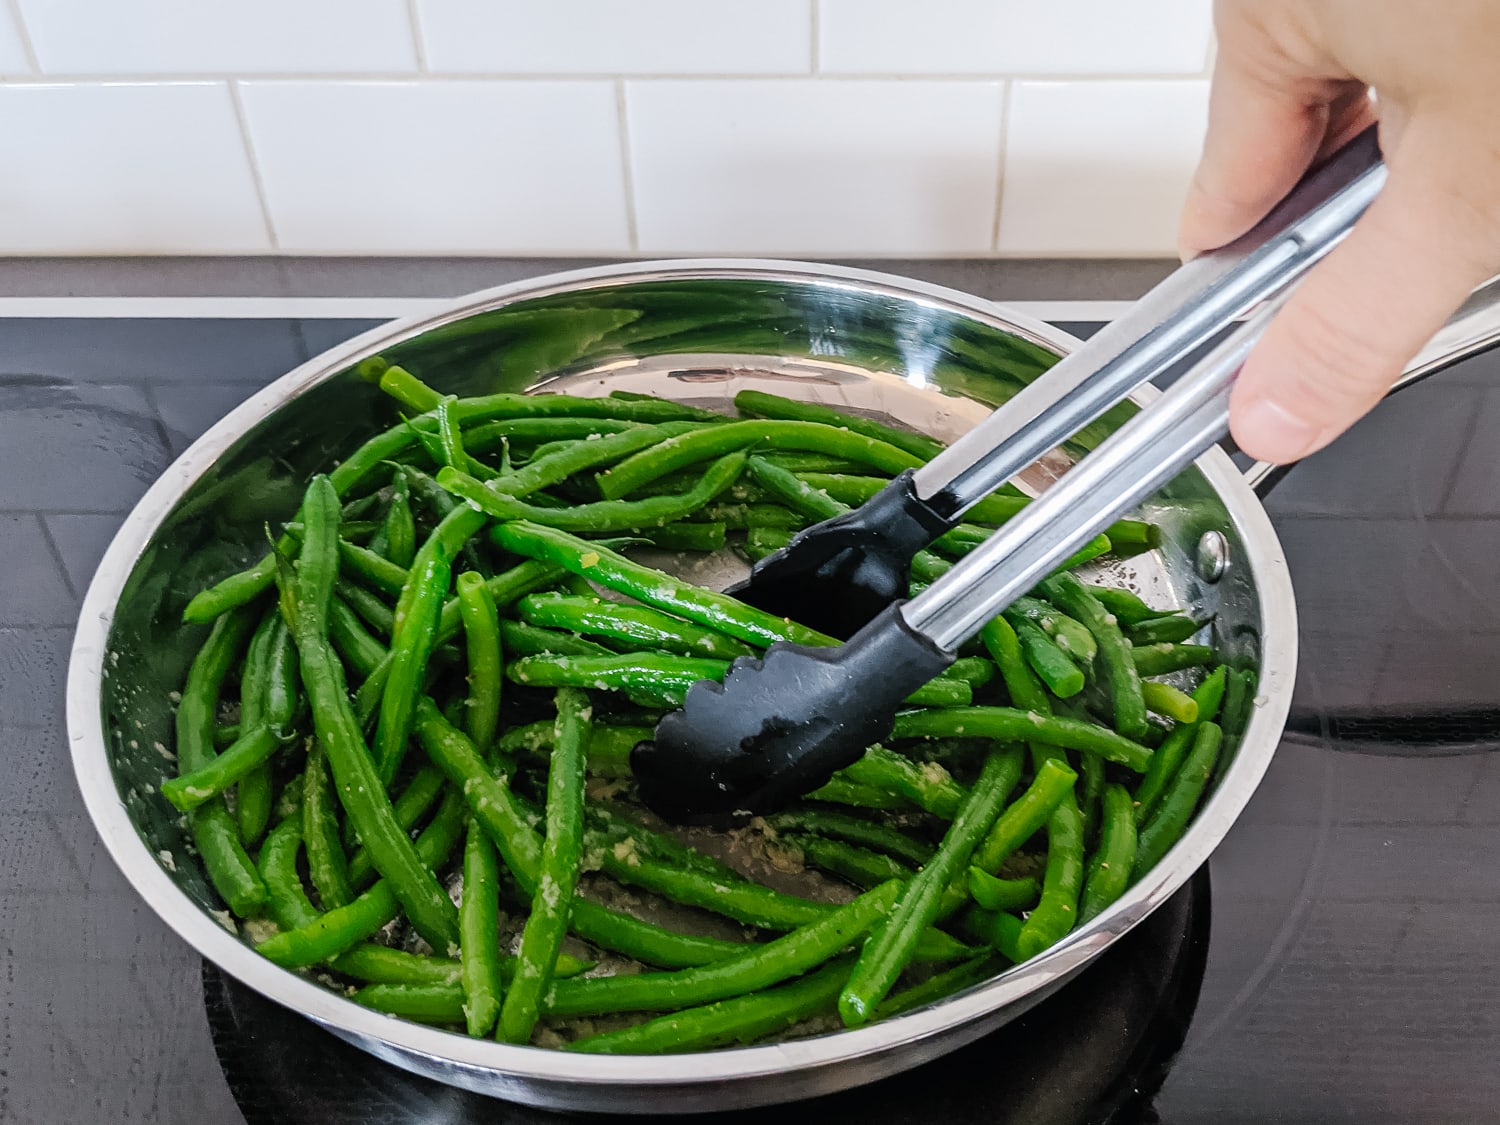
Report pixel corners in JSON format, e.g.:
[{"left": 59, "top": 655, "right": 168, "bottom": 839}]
[
  {"left": 1230, "top": 124, "right": 1500, "bottom": 463},
  {"left": 1178, "top": 50, "right": 1347, "bottom": 258}
]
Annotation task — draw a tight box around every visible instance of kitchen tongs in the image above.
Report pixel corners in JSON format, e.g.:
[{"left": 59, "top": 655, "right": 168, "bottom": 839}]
[
  {"left": 725, "top": 126, "right": 1387, "bottom": 641},
  {"left": 632, "top": 127, "right": 1388, "bottom": 824}
]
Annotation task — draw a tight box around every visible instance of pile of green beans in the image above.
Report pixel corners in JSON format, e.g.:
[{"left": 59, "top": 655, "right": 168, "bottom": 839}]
[{"left": 162, "top": 371, "right": 1247, "bottom": 1056}]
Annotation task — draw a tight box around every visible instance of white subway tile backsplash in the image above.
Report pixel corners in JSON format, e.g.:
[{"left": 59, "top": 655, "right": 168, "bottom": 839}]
[
  {"left": 997, "top": 80, "right": 1209, "bottom": 256},
  {"left": 627, "top": 80, "right": 1004, "bottom": 256},
  {"left": 418, "top": 0, "right": 811, "bottom": 75},
  {"left": 239, "top": 81, "right": 631, "bottom": 254},
  {"left": 0, "top": 5, "right": 32, "bottom": 74},
  {"left": 816, "top": 0, "right": 1212, "bottom": 77},
  {"left": 0, "top": 83, "right": 269, "bottom": 253},
  {"left": 18, "top": 0, "right": 417, "bottom": 74},
  {"left": 819, "top": 0, "right": 1212, "bottom": 76}
]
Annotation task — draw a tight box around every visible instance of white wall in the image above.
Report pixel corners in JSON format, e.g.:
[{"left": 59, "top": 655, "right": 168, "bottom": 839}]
[{"left": 0, "top": 0, "right": 1214, "bottom": 256}]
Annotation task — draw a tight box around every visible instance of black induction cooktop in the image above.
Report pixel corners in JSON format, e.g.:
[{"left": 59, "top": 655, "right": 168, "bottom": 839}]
[{"left": 5, "top": 311, "right": 1500, "bottom": 1125}]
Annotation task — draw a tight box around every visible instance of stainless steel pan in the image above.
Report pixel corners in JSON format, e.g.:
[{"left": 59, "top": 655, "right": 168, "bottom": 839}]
[{"left": 65, "top": 260, "right": 1500, "bottom": 1113}]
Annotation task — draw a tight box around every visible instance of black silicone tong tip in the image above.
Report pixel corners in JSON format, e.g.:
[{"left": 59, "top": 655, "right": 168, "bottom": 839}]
[
  {"left": 724, "top": 470, "right": 954, "bottom": 640},
  {"left": 632, "top": 603, "right": 953, "bottom": 825}
]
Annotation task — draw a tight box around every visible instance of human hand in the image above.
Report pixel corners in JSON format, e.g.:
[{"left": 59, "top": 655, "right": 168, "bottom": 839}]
[{"left": 1181, "top": 0, "right": 1500, "bottom": 464}]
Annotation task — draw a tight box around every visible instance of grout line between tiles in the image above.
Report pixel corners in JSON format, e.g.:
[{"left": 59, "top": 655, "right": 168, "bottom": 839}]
[
  {"left": 809, "top": 0, "right": 820, "bottom": 75},
  {"left": 614, "top": 80, "right": 640, "bottom": 252},
  {"left": 405, "top": 0, "right": 430, "bottom": 72},
  {"left": 5, "top": 0, "right": 39, "bottom": 74},
  {"left": 0, "top": 71, "right": 1217, "bottom": 85},
  {"left": 989, "top": 80, "right": 1011, "bottom": 252},
  {"left": 226, "top": 81, "right": 280, "bottom": 251},
  {"left": 1434, "top": 386, "right": 1486, "bottom": 516},
  {"left": 31, "top": 512, "right": 78, "bottom": 602}
]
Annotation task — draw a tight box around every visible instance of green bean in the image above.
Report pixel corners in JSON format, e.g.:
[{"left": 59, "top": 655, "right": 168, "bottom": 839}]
[
  {"left": 623, "top": 520, "right": 728, "bottom": 553},
  {"left": 943, "top": 656, "right": 996, "bottom": 690},
  {"left": 455, "top": 571, "right": 503, "bottom": 754},
  {"left": 375, "top": 363, "right": 443, "bottom": 412},
  {"left": 282, "top": 475, "right": 460, "bottom": 954},
  {"left": 980, "top": 616, "right": 1048, "bottom": 714},
  {"left": 734, "top": 389, "right": 945, "bottom": 461},
  {"left": 1220, "top": 668, "right": 1256, "bottom": 743},
  {"left": 347, "top": 764, "right": 448, "bottom": 888},
  {"left": 765, "top": 809, "right": 935, "bottom": 868},
  {"left": 459, "top": 822, "right": 504, "bottom": 1037},
  {"left": 970, "top": 758, "right": 1079, "bottom": 875},
  {"left": 491, "top": 521, "right": 836, "bottom": 649},
  {"left": 1079, "top": 784, "right": 1138, "bottom": 923},
  {"left": 301, "top": 741, "right": 353, "bottom": 910},
  {"left": 465, "top": 418, "right": 642, "bottom": 458},
  {"left": 452, "top": 390, "right": 716, "bottom": 425},
  {"left": 1014, "top": 796, "right": 1085, "bottom": 960},
  {"left": 507, "top": 652, "right": 725, "bottom": 708},
  {"left": 841, "top": 746, "right": 967, "bottom": 819},
  {"left": 498, "top": 620, "right": 613, "bottom": 659},
  {"left": 745, "top": 455, "right": 845, "bottom": 522},
  {"left": 1126, "top": 614, "right": 1208, "bottom": 646},
  {"left": 1078, "top": 744, "right": 1106, "bottom": 840},
  {"left": 1141, "top": 680, "right": 1199, "bottom": 723},
  {"left": 873, "top": 954, "right": 1003, "bottom": 1021},
  {"left": 892, "top": 708, "right": 1152, "bottom": 773},
  {"left": 232, "top": 611, "right": 277, "bottom": 845},
  {"left": 545, "top": 880, "right": 899, "bottom": 1019},
  {"left": 966, "top": 869, "right": 1039, "bottom": 912},
  {"left": 597, "top": 421, "right": 925, "bottom": 501},
  {"left": 337, "top": 579, "right": 395, "bottom": 637},
  {"left": 374, "top": 505, "right": 489, "bottom": 786},
  {"left": 256, "top": 788, "right": 467, "bottom": 968},
  {"left": 1085, "top": 585, "right": 1169, "bottom": 625},
  {"left": 173, "top": 607, "right": 267, "bottom": 915},
  {"left": 567, "top": 958, "right": 851, "bottom": 1055},
  {"left": 161, "top": 724, "right": 281, "bottom": 812},
  {"left": 1010, "top": 617, "right": 1085, "bottom": 698},
  {"left": 499, "top": 688, "right": 590, "bottom": 1044},
  {"left": 413, "top": 699, "right": 747, "bottom": 968},
  {"left": 486, "top": 422, "right": 704, "bottom": 500},
  {"left": 258, "top": 816, "right": 460, "bottom": 984},
  {"left": 1134, "top": 722, "right": 1223, "bottom": 876},
  {"left": 499, "top": 719, "right": 650, "bottom": 777},
  {"left": 434, "top": 559, "right": 569, "bottom": 645},
  {"left": 1006, "top": 596, "right": 1097, "bottom": 664},
  {"left": 791, "top": 833, "right": 915, "bottom": 888},
  {"left": 328, "top": 598, "right": 387, "bottom": 680},
  {"left": 1131, "top": 643, "right": 1215, "bottom": 677},
  {"left": 806, "top": 777, "right": 911, "bottom": 809},
  {"left": 839, "top": 747, "right": 1024, "bottom": 1026},
  {"left": 518, "top": 592, "right": 752, "bottom": 661},
  {"left": 963, "top": 908, "right": 1026, "bottom": 964},
  {"left": 440, "top": 449, "right": 747, "bottom": 534},
  {"left": 1133, "top": 667, "right": 1227, "bottom": 824},
  {"left": 353, "top": 984, "right": 469, "bottom": 1026},
  {"left": 337, "top": 537, "right": 410, "bottom": 597},
  {"left": 383, "top": 468, "right": 418, "bottom": 568},
  {"left": 1039, "top": 573, "right": 1149, "bottom": 740},
  {"left": 744, "top": 525, "right": 792, "bottom": 562}
]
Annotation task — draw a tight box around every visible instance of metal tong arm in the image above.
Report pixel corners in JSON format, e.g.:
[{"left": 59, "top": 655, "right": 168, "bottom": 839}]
[
  {"left": 910, "top": 125, "right": 1387, "bottom": 522},
  {"left": 902, "top": 300, "right": 1283, "bottom": 652}
]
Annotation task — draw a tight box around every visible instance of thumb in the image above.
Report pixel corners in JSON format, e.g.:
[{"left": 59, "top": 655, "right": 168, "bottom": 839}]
[{"left": 1230, "top": 126, "right": 1500, "bottom": 464}]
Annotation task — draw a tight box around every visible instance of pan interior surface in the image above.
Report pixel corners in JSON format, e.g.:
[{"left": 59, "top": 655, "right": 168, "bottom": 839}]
[{"left": 72, "top": 264, "right": 1287, "bottom": 1112}]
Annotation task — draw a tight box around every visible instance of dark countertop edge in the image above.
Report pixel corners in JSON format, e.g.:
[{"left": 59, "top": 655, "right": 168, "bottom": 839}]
[{"left": 0, "top": 256, "right": 1178, "bottom": 302}]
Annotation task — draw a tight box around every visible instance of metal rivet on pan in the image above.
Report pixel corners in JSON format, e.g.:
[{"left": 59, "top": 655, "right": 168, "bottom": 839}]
[{"left": 1196, "top": 531, "right": 1229, "bottom": 582}]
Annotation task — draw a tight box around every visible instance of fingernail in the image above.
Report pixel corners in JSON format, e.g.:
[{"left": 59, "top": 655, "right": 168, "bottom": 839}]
[{"left": 1233, "top": 397, "right": 1325, "bottom": 464}]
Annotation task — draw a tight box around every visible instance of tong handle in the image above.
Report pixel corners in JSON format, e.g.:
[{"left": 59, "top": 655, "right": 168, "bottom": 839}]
[
  {"left": 901, "top": 298, "right": 1282, "bottom": 651},
  {"left": 910, "top": 124, "right": 1387, "bottom": 523}
]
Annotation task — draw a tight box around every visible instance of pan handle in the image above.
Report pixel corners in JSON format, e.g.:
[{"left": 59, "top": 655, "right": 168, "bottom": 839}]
[{"left": 1241, "top": 272, "right": 1500, "bottom": 495}]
